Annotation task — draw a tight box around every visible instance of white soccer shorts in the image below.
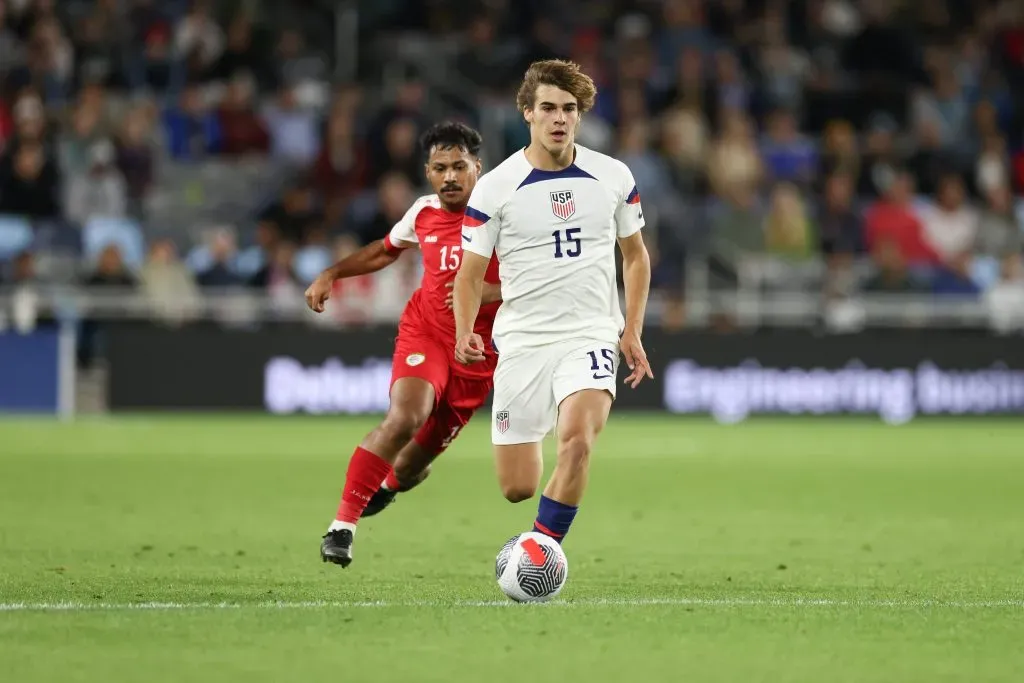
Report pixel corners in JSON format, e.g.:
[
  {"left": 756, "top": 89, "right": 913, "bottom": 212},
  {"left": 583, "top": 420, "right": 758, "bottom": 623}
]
[{"left": 491, "top": 337, "right": 620, "bottom": 445}]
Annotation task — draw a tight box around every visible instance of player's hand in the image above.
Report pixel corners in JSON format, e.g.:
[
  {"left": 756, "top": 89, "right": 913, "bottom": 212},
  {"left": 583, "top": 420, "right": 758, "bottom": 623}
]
[
  {"left": 445, "top": 281, "right": 454, "bottom": 309},
  {"left": 304, "top": 274, "right": 333, "bottom": 313},
  {"left": 620, "top": 327, "right": 653, "bottom": 389},
  {"left": 455, "top": 332, "right": 486, "bottom": 365}
]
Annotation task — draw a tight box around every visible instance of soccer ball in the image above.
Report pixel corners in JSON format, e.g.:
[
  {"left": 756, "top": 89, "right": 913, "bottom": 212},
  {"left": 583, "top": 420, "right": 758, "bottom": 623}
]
[{"left": 495, "top": 532, "right": 568, "bottom": 603}]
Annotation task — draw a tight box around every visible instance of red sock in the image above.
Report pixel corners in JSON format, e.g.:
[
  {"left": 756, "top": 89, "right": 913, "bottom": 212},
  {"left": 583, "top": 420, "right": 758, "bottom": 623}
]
[
  {"left": 382, "top": 471, "right": 401, "bottom": 491},
  {"left": 335, "top": 447, "right": 393, "bottom": 524}
]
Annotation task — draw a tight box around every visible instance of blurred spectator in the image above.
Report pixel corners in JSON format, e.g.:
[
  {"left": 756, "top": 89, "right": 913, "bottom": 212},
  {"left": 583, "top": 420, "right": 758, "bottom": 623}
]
[
  {"left": 456, "top": 15, "right": 513, "bottom": 93},
  {"left": 273, "top": 27, "right": 327, "bottom": 90},
  {"left": 763, "top": 182, "right": 815, "bottom": 259},
  {"left": 660, "top": 104, "right": 708, "bottom": 194},
  {"left": 257, "top": 182, "right": 318, "bottom": 246},
  {"left": 249, "top": 239, "right": 299, "bottom": 296},
  {"left": 0, "top": 139, "right": 60, "bottom": 218},
  {"left": 66, "top": 139, "right": 127, "bottom": 225},
  {"left": 196, "top": 227, "right": 241, "bottom": 287},
  {"left": 708, "top": 186, "right": 763, "bottom": 277},
  {"left": 209, "top": 14, "right": 266, "bottom": 85},
  {"left": 262, "top": 84, "right": 318, "bottom": 167},
  {"left": 817, "top": 172, "right": 864, "bottom": 255},
  {"left": 864, "top": 172, "right": 940, "bottom": 267},
  {"left": 357, "top": 172, "right": 414, "bottom": 245},
  {"left": 73, "top": 5, "right": 125, "bottom": 89},
  {"left": 139, "top": 239, "right": 201, "bottom": 324},
  {"left": 857, "top": 113, "right": 901, "bottom": 197},
  {"left": 85, "top": 243, "right": 134, "bottom": 287},
  {"left": 7, "top": 15, "right": 73, "bottom": 106},
  {"left": 59, "top": 100, "right": 104, "bottom": 177},
  {"left": 5, "top": 250, "right": 41, "bottom": 332},
  {"left": 10, "top": 93, "right": 46, "bottom": 148},
  {"left": 919, "top": 173, "right": 978, "bottom": 264},
  {"left": 0, "top": 2, "right": 25, "bottom": 77},
  {"left": 174, "top": 0, "right": 223, "bottom": 79},
  {"left": 911, "top": 67, "right": 970, "bottom": 154},
  {"left": 115, "top": 104, "right": 156, "bottom": 216},
  {"left": 975, "top": 133, "right": 1009, "bottom": 196},
  {"left": 759, "top": 25, "right": 810, "bottom": 112},
  {"left": 985, "top": 252, "right": 1024, "bottom": 334},
  {"left": 974, "top": 184, "right": 1022, "bottom": 257},
  {"left": 78, "top": 243, "right": 135, "bottom": 367},
  {"left": 760, "top": 109, "right": 817, "bottom": 186},
  {"left": 863, "top": 240, "right": 926, "bottom": 294},
  {"left": 314, "top": 95, "right": 366, "bottom": 225},
  {"left": 709, "top": 50, "right": 751, "bottom": 118},
  {"left": 133, "top": 13, "right": 175, "bottom": 91},
  {"left": 163, "top": 82, "right": 221, "bottom": 161},
  {"left": 708, "top": 110, "right": 762, "bottom": 199},
  {"left": 370, "top": 116, "right": 421, "bottom": 187},
  {"left": 216, "top": 71, "right": 269, "bottom": 157},
  {"left": 819, "top": 119, "right": 860, "bottom": 185}
]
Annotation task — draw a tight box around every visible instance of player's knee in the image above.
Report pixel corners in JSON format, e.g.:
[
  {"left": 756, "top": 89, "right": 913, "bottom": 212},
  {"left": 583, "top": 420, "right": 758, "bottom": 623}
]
[
  {"left": 558, "top": 431, "right": 594, "bottom": 470},
  {"left": 501, "top": 481, "right": 537, "bottom": 503},
  {"left": 380, "top": 408, "right": 429, "bottom": 445}
]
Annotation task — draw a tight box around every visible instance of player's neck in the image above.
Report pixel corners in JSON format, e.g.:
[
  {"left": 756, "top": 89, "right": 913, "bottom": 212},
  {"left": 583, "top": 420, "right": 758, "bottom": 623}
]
[{"left": 524, "top": 142, "right": 575, "bottom": 172}]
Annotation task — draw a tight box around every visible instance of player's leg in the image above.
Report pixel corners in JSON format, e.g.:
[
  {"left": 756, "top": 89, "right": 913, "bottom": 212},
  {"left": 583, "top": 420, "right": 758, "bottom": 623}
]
[
  {"left": 358, "top": 425, "right": 436, "bottom": 518},
  {"left": 364, "top": 373, "right": 493, "bottom": 516},
  {"left": 531, "top": 340, "right": 618, "bottom": 544},
  {"left": 321, "top": 337, "right": 448, "bottom": 567},
  {"left": 491, "top": 348, "right": 556, "bottom": 503}
]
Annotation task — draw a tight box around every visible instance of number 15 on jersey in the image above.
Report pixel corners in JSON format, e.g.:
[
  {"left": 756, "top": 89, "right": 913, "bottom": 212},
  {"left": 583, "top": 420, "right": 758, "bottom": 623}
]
[{"left": 552, "top": 227, "right": 581, "bottom": 259}]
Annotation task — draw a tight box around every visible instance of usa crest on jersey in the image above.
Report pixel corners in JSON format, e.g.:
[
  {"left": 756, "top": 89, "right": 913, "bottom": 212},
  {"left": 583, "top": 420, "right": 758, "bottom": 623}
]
[
  {"left": 549, "top": 190, "right": 575, "bottom": 221},
  {"left": 495, "top": 410, "right": 510, "bottom": 434}
]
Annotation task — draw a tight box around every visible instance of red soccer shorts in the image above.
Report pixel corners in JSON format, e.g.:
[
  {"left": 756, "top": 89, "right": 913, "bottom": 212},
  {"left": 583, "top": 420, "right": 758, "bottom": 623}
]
[{"left": 390, "top": 330, "right": 492, "bottom": 455}]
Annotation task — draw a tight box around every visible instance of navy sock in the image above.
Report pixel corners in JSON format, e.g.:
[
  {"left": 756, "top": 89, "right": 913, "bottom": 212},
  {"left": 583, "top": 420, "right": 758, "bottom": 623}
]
[{"left": 532, "top": 495, "right": 578, "bottom": 544}]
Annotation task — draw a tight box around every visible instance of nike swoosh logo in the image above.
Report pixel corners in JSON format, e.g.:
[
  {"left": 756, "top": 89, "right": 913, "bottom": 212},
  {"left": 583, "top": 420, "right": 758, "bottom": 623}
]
[
  {"left": 592, "top": 373, "right": 612, "bottom": 380},
  {"left": 462, "top": 232, "right": 473, "bottom": 242}
]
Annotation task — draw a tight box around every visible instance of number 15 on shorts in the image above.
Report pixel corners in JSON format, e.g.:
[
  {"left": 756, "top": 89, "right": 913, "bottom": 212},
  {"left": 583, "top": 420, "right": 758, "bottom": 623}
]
[{"left": 588, "top": 348, "right": 617, "bottom": 380}]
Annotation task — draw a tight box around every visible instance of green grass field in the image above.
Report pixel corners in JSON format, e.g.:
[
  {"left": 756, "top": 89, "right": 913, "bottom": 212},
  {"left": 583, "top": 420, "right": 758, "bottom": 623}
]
[{"left": 1, "top": 415, "right": 1022, "bottom": 682}]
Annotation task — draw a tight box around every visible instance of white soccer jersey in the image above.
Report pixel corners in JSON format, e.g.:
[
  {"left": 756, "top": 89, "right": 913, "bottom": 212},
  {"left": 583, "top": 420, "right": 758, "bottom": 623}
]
[{"left": 461, "top": 145, "right": 644, "bottom": 351}]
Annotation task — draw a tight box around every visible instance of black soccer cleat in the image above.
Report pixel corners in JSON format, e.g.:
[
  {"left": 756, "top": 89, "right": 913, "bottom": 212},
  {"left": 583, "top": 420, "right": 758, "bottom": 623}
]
[
  {"left": 361, "top": 488, "right": 398, "bottom": 518},
  {"left": 320, "top": 529, "right": 354, "bottom": 567}
]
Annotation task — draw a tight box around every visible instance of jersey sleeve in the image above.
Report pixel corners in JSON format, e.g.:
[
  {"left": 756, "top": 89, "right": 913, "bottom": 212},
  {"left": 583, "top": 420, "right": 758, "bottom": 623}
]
[
  {"left": 383, "top": 199, "right": 422, "bottom": 252},
  {"left": 462, "top": 179, "right": 500, "bottom": 258},
  {"left": 615, "top": 165, "right": 645, "bottom": 239}
]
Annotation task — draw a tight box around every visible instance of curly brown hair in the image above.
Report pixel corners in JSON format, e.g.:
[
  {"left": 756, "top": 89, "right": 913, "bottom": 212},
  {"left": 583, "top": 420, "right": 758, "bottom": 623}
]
[{"left": 515, "top": 59, "right": 597, "bottom": 114}]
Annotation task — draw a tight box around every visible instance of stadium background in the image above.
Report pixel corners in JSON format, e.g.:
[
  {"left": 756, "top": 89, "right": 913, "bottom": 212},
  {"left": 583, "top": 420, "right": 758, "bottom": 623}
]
[
  {"left": 2, "top": 3, "right": 1023, "bottom": 681},
  {"left": 0, "top": 0, "right": 1022, "bottom": 416}
]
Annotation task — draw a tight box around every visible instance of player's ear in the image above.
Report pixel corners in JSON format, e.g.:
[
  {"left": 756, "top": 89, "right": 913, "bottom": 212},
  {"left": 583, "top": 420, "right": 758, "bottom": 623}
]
[
  {"left": 523, "top": 106, "right": 533, "bottom": 125},
  {"left": 474, "top": 158, "right": 482, "bottom": 175}
]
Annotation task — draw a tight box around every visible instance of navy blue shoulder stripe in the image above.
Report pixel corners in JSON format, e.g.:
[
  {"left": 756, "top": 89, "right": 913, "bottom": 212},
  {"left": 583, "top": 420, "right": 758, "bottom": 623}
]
[{"left": 516, "top": 164, "right": 598, "bottom": 190}]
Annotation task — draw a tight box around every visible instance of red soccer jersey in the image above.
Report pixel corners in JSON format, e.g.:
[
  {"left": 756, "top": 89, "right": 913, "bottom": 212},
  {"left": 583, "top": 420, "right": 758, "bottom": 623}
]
[{"left": 383, "top": 194, "right": 500, "bottom": 378}]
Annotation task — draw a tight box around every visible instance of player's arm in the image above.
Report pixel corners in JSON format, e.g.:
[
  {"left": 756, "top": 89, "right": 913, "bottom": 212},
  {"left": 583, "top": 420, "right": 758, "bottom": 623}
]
[
  {"left": 454, "top": 196, "right": 499, "bottom": 363},
  {"left": 304, "top": 238, "right": 412, "bottom": 313},
  {"left": 616, "top": 175, "right": 654, "bottom": 387},
  {"left": 445, "top": 280, "right": 501, "bottom": 308},
  {"left": 452, "top": 251, "right": 489, "bottom": 362},
  {"left": 306, "top": 199, "right": 423, "bottom": 313}
]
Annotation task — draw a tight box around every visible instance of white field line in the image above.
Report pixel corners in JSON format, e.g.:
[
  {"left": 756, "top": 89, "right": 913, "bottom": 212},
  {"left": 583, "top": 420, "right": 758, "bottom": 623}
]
[{"left": 1, "top": 597, "right": 1022, "bottom": 612}]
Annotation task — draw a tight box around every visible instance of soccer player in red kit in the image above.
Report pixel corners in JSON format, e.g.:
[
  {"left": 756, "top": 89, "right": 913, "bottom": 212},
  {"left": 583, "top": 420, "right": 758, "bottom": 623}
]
[{"left": 304, "top": 122, "right": 500, "bottom": 568}]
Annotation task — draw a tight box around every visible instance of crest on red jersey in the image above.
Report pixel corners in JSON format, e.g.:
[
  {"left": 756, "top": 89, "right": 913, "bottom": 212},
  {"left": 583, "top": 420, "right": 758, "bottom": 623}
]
[{"left": 549, "top": 190, "right": 575, "bottom": 221}]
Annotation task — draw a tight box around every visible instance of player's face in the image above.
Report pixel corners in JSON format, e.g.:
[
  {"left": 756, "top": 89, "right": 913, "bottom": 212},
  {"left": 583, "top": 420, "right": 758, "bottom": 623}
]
[
  {"left": 425, "top": 145, "right": 480, "bottom": 211},
  {"left": 524, "top": 84, "right": 579, "bottom": 157}
]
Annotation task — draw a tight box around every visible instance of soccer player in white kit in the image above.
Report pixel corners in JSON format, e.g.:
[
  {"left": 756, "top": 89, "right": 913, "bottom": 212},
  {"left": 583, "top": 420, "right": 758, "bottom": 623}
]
[{"left": 452, "top": 59, "right": 653, "bottom": 544}]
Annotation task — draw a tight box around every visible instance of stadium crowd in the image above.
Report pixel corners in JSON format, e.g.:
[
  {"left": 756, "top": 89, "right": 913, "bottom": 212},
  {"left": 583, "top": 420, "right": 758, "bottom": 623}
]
[{"left": 0, "top": 0, "right": 1023, "bottom": 335}]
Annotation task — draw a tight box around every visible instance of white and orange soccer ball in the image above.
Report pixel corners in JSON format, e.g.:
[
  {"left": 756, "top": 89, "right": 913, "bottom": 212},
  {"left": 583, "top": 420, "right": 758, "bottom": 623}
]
[{"left": 495, "top": 532, "right": 569, "bottom": 603}]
